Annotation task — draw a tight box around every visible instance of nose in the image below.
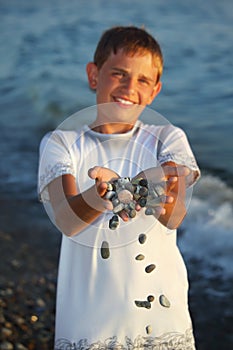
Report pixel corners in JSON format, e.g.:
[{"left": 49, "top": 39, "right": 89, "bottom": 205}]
[{"left": 122, "top": 76, "right": 136, "bottom": 94}]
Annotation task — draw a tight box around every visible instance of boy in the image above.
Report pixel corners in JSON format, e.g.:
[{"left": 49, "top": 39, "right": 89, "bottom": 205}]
[{"left": 38, "top": 26, "right": 200, "bottom": 349}]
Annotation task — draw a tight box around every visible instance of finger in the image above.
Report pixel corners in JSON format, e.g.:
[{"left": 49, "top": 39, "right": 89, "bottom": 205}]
[
  {"left": 165, "top": 195, "right": 174, "bottom": 204},
  {"left": 98, "top": 182, "right": 108, "bottom": 197},
  {"left": 154, "top": 193, "right": 174, "bottom": 204},
  {"left": 167, "top": 176, "right": 178, "bottom": 184},
  {"left": 155, "top": 206, "right": 166, "bottom": 216},
  {"left": 146, "top": 205, "right": 166, "bottom": 216},
  {"left": 135, "top": 203, "right": 141, "bottom": 211},
  {"left": 118, "top": 211, "right": 129, "bottom": 222},
  {"left": 88, "top": 166, "right": 101, "bottom": 180}
]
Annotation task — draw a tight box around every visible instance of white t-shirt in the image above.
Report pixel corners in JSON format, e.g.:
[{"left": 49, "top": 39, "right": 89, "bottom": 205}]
[{"left": 38, "top": 121, "right": 200, "bottom": 349}]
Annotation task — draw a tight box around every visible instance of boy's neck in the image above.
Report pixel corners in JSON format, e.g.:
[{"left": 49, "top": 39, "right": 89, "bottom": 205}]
[{"left": 90, "top": 122, "right": 135, "bottom": 134}]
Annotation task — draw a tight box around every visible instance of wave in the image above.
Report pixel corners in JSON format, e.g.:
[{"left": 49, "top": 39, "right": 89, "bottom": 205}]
[{"left": 179, "top": 174, "right": 233, "bottom": 278}]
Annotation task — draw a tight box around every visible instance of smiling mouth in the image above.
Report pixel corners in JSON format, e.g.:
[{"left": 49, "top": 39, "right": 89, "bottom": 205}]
[{"left": 114, "top": 97, "right": 135, "bottom": 106}]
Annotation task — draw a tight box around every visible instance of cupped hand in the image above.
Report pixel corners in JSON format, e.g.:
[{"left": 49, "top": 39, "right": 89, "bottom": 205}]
[{"left": 88, "top": 166, "right": 120, "bottom": 202}]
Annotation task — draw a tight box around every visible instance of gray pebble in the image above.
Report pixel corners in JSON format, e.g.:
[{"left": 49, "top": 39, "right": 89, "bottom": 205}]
[
  {"left": 132, "top": 178, "right": 142, "bottom": 186},
  {"left": 117, "top": 189, "right": 133, "bottom": 204},
  {"left": 154, "top": 184, "right": 165, "bottom": 196},
  {"left": 138, "top": 233, "right": 147, "bottom": 244},
  {"left": 106, "top": 183, "right": 113, "bottom": 191},
  {"left": 145, "top": 264, "right": 156, "bottom": 273},
  {"left": 113, "top": 202, "right": 125, "bottom": 214},
  {"left": 117, "top": 177, "right": 130, "bottom": 187},
  {"left": 139, "top": 186, "right": 148, "bottom": 197},
  {"left": 146, "top": 325, "right": 152, "bottom": 334},
  {"left": 104, "top": 190, "right": 116, "bottom": 200},
  {"left": 100, "top": 241, "right": 110, "bottom": 259},
  {"left": 111, "top": 197, "right": 120, "bottom": 207},
  {"left": 145, "top": 207, "right": 156, "bottom": 215},
  {"left": 159, "top": 294, "right": 171, "bottom": 308},
  {"left": 139, "top": 179, "right": 148, "bottom": 187},
  {"left": 147, "top": 295, "right": 155, "bottom": 302},
  {"left": 146, "top": 197, "right": 161, "bottom": 207},
  {"left": 135, "top": 254, "right": 145, "bottom": 261},
  {"left": 128, "top": 209, "right": 136, "bottom": 218},
  {"left": 134, "top": 300, "right": 151, "bottom": 309},
  {"left": 138, "top": 197, "right": 147, "bottom": 207},
  {"left": 128, "top": 202, "right": 136, "bottom": 210},
  {"left": 134, "top": 185, "right": 141, "bottom": 194},
  {"left": 109, "top": 215, "right": 119, "bottom": 230},
  {"left": 124, "top": 182, "right": 134, "bottom": 192}
]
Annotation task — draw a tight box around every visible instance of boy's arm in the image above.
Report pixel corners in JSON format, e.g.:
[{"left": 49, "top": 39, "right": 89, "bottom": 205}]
[
  {"left": 48, "top": 167, "right": 119, "bottom": 236},
  {"left": 159, "top": 161, "right": 187, "bottom": 229},
  {"left": 48, "top": 163, "right": 188, "bottom": 235}
]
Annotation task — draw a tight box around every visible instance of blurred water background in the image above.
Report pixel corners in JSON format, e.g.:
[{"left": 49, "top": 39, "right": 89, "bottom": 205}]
[{"left": 0, "top": 0, "right": 232, "bottom": 348}]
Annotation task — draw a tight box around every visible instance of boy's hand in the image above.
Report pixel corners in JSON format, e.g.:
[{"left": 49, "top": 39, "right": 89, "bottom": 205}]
[
  {"left": 135, "top": 164, "right": 190, "bottom": 218},
  {"left": 88, "top": 166, "right": 120, "bottom": 210}
]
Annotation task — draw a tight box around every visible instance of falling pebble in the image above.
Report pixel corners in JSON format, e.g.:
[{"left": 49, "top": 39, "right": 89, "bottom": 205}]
[
  {"left": 109, "top": 215, "right": 119, "bottom": 230},
  {"left": 145, "top": 264, "right": 156, "bottom": 273},
  {"left": 159, "top": 294, "right": 171, "bottom": 308},
  {"left": 146, "top": 325, "right": 152, "bottom": 334},
  {"left": 147, "top": 295, "right": 155, "bottom": 302},
  {"left": 138, "top": 233, "right": 147, "bottom": 244},
  {"left": 135, "top": 254, "right": 145, "bottom": 261},
  {"left": 101, "top": 241, "right": 110, "bottom": 259},
  {"left": 134, "top": 300, "right": 151, "bottom": 309}
]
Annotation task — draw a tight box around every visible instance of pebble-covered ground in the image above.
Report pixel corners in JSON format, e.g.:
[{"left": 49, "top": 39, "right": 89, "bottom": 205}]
[
  {"left": 0, "top": 200, "right": 60, "bottom": 349},
  {"left": 0, "top": 200, "right": 232, "bottom": 349}
]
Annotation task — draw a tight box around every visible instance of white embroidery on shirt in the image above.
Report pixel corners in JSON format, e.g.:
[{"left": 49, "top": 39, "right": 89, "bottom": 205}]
[
  {"left": 55, "top": 327, "right": 195, "bottom": 350},
  {"left": 39, "top": 162, "right": 75, "bottom": 197}
]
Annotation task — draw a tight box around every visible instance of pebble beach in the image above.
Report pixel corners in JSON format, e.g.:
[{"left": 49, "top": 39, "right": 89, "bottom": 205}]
[{"left": 0, "top": 200, "right": 59, "bottom": 349}]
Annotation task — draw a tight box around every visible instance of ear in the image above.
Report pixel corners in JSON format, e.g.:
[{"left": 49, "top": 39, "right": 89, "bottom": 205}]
[
  {"left": 147, "top": 81, "right": 162, "bottom": 105},
  {"left": 86, "top": 62, "right": 98, "bottom": 90}
]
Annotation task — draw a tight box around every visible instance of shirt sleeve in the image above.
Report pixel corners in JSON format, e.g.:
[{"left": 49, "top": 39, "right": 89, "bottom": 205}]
[
  {"left": 38, "top": 130, "right": 77, "bottom": 202},
  {"left": 156, "top": 124, "right": 200, "bottom": 187}
]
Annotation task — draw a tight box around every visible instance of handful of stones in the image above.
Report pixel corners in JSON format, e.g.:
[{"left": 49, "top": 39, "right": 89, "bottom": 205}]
[{"left": 104, "top": 177, "right": 166, "bottom": 230}]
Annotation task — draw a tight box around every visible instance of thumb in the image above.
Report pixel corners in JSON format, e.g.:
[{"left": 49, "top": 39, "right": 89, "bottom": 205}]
[{"left": 88, "top": 166, "right": 101, "bottom": 180}]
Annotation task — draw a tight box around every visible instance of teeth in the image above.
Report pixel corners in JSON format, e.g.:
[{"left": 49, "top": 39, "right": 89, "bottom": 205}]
[{"left": 116, "top": 98, "right": 133, "bottom": 105}]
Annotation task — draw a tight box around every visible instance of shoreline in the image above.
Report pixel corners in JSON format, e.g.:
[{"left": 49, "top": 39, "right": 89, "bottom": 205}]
[{"left": 0, "top": 200, "right": 232, "bottom": 349}]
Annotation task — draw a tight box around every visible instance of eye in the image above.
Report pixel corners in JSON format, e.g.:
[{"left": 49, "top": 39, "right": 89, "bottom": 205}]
[
  {"left": 112, "top": 71, "right": 124, "bottom": 77},
  {"left": 138, "top": 78, "right": 150, "bottom": 85}
]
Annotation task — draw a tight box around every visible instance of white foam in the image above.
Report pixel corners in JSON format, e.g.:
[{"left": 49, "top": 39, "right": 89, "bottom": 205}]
[{"left": 179, "top": 175, "right": 233, "bottom": 277}]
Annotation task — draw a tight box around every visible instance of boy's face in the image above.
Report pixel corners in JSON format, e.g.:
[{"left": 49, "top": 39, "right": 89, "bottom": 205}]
[{"left": 87, "top": 49, "right": 162, "bottom": 108}]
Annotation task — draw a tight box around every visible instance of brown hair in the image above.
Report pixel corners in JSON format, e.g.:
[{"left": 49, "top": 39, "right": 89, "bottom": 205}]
[{"left": 93, "top": 26, "right": 163, "bottom": 82}]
